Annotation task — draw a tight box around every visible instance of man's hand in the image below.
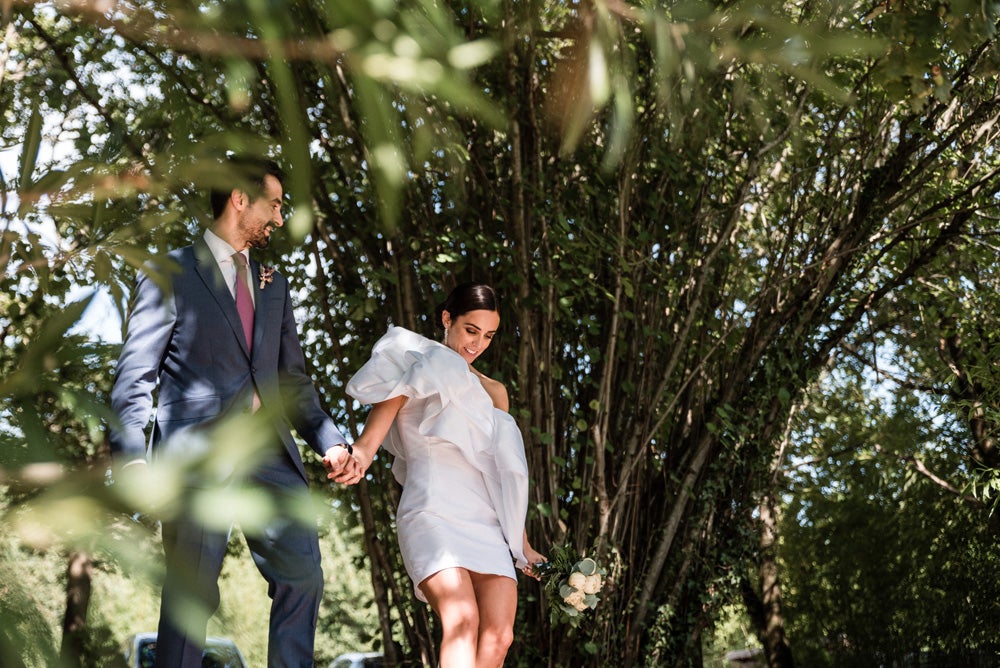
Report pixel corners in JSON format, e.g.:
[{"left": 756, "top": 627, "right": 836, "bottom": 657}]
[
  {"left": 323, "top": 444, "right": 363, "bottom": 485},
  {"left": 107, "top": 460, "right": 160, "bottom": 531}
]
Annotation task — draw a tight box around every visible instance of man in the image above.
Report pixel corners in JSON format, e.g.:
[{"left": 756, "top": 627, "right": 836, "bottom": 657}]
[{"left": 109, "top": 156, "right": 361, "bottom": 667}]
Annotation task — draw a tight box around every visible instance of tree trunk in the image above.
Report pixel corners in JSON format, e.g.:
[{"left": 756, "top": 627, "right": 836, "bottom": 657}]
[
  {"left": 756, "top": 491, "right": 794, "bottom": 668},
  {"left": 59, "top": 551, "right": 92, "bottom": 668}
]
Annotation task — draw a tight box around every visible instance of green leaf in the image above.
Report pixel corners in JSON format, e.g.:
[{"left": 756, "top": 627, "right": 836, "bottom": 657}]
[{"left": 19, "top": 104, "right": 43, "bottom": 190}]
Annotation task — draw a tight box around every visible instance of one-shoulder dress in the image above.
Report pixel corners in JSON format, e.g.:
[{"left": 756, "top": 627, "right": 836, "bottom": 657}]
[{"left": 346, "top": 326, "right": 529, "bottom": 601}]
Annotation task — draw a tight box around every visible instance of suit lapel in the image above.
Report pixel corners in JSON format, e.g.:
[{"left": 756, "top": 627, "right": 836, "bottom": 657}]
[
  {"left": 193, "top": 238, "right": 251, "bottom": 358},
  {"left": 249, "top": 257, "right": 280, "bottom": 355}
]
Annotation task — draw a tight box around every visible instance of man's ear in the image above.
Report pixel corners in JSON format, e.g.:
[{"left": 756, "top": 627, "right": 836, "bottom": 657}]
[{"left": 229, "top": 189, "right": 247, "bottom": 211}]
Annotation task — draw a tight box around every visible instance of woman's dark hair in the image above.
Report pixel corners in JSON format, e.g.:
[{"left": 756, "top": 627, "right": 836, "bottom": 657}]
[
  {"left": 434, "top": 282, "right": 499, "bottom": 330},
  {"left": 209, "top": 156, "right": 284, "bottom": 219}
]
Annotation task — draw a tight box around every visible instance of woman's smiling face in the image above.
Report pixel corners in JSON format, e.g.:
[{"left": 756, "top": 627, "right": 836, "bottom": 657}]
[{"left": 443, "top": 309, "right": 500, "bottom": 364}]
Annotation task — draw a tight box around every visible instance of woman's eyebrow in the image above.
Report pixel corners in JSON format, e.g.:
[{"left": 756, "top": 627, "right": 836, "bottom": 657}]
[{"left": 465, "top": 322, "right": 498, "bottom": 335}]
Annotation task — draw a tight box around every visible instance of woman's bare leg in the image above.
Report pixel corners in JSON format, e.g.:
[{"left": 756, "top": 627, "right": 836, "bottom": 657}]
[
  {"left": 470, "top": 572, "right": 517, "bottom": 668},
  {"left": 420, "top": 568, "right": 480, "bottom": 668}
]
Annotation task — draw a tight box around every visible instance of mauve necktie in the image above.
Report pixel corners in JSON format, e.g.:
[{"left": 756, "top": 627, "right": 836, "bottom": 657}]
[{"left": 233, "top": 252, "right": 254, "bottom": 352}]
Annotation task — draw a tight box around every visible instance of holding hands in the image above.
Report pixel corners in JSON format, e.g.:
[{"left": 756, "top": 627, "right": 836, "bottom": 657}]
[
  {"left": 323, "top": 444, "right": 365, "bottom": 485},
  {"left": 326, "top": 395, "right": 405, "bottom": 487}
]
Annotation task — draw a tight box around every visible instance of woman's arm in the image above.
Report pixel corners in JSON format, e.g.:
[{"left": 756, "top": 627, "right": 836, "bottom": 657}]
[{"left": 349, "top": 394, "right": 408, "bottom": 475}]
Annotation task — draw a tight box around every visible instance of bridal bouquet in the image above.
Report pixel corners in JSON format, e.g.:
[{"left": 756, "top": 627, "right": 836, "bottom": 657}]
[{"left": 536, "top": 544, "right": 606, "bottom": 626}]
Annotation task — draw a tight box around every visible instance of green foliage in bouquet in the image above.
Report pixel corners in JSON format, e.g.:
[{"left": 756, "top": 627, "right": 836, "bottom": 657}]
[{"left": 536, "top": 544, "right": 606, "bottom": 627}]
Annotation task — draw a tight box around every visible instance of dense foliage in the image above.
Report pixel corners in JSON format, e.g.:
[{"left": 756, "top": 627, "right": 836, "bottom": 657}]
[
  {"left": 781, "top": 370, "right": 1000, "bottom": 665},
  {"left": 3, "top": 0, "right": 1000, "bottom": 665}
]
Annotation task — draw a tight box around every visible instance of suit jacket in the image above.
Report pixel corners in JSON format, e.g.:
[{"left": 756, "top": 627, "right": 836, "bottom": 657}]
[{"left": 109, "top": 237, "right": 345, "bottom": 482}]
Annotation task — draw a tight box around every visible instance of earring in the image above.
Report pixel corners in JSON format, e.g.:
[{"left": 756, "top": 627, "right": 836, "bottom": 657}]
[{"left": 444, "top": 327, "right": 449, "bottom": 344}]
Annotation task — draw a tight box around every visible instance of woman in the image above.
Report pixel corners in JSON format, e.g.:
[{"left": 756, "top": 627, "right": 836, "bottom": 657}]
[{"left": 341, "top": 282, "right": 546, "bottom": 667}]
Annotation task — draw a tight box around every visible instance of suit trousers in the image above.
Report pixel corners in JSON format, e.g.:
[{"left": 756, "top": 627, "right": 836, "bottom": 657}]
[{"left": 154, "top": 445, "right": 324, "bottom": 668}]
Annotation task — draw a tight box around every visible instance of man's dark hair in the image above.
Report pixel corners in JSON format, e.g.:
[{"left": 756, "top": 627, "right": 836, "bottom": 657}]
[{"left": 209, "top": 156, "right": 284, "bottom": 219}]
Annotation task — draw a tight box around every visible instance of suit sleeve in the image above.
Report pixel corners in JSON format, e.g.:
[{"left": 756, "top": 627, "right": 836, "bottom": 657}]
[
  {"left": 276, "top": 282, "right": 347, "bottom": 457},
  {"left": 109, "top": 270, "right": 176, "bottom": 464}
]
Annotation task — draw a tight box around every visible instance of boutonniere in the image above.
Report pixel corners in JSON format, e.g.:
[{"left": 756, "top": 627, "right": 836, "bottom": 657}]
[{"left": 258, "top": 266, "right": 275, "bottom": 289}]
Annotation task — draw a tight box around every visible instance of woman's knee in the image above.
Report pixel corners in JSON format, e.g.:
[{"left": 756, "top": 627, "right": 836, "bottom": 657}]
[
  {"left": 480, "top": 623, "right": 514, "bottom": 652},
  {"left": 425, "top": 589, "right": 480, "bottom": 637},
  {"left": 447, "top": 608, "right": 481, "bottom": 639},
  {"left": 432, "top": 591, "right": 479, "bottom": 635}
]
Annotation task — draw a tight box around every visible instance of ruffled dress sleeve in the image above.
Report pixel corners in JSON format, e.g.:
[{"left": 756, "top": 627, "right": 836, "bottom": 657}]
[{"left": 346, "top": 326, "right": 529, "bottom": 567}]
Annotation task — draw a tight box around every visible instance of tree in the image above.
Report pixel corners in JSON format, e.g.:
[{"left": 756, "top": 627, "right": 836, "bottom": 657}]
[
  {"left": 765, "top": 208, "right": 1000, "bottom": 664},
  {"left": 779, "top": 370, "right": 1000, "bottom": 664}
]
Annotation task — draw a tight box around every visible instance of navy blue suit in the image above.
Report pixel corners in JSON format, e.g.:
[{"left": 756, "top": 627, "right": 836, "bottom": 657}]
[{"left": 110, "top": 237, "right": 345, "bottom": 667}]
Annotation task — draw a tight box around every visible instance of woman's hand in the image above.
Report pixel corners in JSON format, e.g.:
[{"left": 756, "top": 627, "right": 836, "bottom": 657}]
[
  {"left": 521, "top": 541, "right": 548, "bottom": 580},
  {"left": 323, "top": 444, "right": 363, "bottom": 485}
]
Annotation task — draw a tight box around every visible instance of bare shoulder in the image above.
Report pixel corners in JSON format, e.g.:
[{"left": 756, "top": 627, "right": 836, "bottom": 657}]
[{"left": 473, "top": 369, "right": 509, "bottom": 412}]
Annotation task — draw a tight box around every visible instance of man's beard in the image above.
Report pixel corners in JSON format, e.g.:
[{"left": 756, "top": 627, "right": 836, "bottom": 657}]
[
  {"left": 239, "top": 214, "right": 272, "bottom": 249},
  {"left": 249, "top": 232, "right": 271, "bottom": 249}
]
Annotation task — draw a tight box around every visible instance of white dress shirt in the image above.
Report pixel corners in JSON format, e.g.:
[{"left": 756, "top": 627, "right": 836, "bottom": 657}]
[{"left": 203, "top": 229, "right": 255, "bottom": 306}]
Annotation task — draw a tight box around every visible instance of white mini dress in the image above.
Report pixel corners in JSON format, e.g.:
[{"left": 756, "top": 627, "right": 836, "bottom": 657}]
[{"left": 346, "top": 326, "right": 529, "bottom": 601}]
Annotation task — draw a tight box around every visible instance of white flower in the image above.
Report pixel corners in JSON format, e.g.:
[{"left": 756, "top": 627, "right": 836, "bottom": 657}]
[
  {"left": 541, "top": 546, "right": 608, "bottom": 625},
  {"left": 582, "top": 573, "right": 603, "bottom": 595},
  {"left": 563, "top": 588, "right": 587, "bottom": 611}
]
